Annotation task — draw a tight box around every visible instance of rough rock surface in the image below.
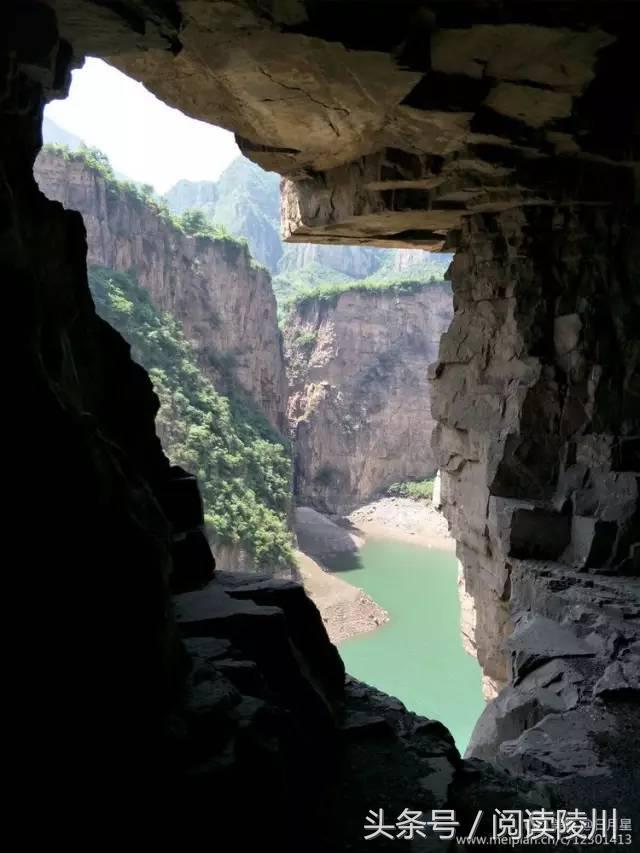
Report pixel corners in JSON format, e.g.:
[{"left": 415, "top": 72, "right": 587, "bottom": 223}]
[
  {"left": 5, "top": 5, "right": 215, "bottom": 838},
  {"left": 173, "top": 572, "right": 549, "bottom": 851},
  {"left": 9, "top": 0, "right": 640, "bottom": 844},
  {"left": 48, "top": 3, "right": 637, "bottom": 251},
  {"left": 35, "top": 148, "right": 288, "bottom": 431},
  {"left": 163, "top": 155, "right": 452, "bottom": 285},
  {"left": 285, "top": 283, "right": 453, "bottom": 513},
  {"left": 432, "top": 205, "right": 639, "bottom": 819}
]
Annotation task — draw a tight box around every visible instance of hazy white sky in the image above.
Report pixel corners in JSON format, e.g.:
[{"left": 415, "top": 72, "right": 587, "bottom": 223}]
[{"left": 45, "top": 58, "right": 240, "bottom": 193}]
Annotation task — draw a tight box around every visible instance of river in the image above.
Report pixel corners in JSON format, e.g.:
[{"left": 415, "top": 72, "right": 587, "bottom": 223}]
[{"left": 326, "top": 536, "right": 484, "bottom": 752}]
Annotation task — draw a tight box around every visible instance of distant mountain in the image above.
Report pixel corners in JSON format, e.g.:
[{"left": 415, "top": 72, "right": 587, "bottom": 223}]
[
  {"left": 41, "top": 116, "right": 136, "bottom": 185},
  {"left": 42, "top": 116, "right": 83, "bottom": 150},
  {"left": 165, "top": 159, "right": 282, "bottom": 272},
  {"left": 278, "top": 242, "right": 386, "bottom": 280},
  {"left": 165, "top": 156, "right": 454, "bottom": 295},
  {"left": 163, "top": 179, "right": 218, "bottom": 218}
]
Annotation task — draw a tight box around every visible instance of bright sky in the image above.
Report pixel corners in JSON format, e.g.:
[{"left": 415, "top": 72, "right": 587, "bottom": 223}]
[{"left": 45, "top": 58, "right": 240, "bottom": 193}]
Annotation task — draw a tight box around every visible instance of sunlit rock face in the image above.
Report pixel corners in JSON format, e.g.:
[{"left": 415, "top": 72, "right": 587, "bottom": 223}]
[
  {"left": 34, "top": 148, "right": 288, "bottom": 433},
  {"left": 284, "top": 283, "right": 453, "bottom": 513},
  {"left": 54, "top": 2, "right": 634, "bottom": 248}
]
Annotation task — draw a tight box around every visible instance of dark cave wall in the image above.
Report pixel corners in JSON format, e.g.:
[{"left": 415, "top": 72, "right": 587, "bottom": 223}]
[
  {"left": 4, "top": 3, "right": 212, "bottom": 827},
  {"left": 431, "top": 206, "right": 640, "bottom": 802},
  {"left": 5, "top": 1, "right": 640, "bottom": 846},
  {"left": 3, "top": 12, "right": 387, "bottom": 849},
  {"left": 432, "top": 205, "right": 640, "bottom": 696}
]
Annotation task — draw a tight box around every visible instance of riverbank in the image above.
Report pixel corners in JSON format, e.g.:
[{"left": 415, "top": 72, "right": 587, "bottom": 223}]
[
  {"left": 294, "top": 507, "right": 388, "bottom": 644},
  {"left": 294, "top": 497, "right": 454, "bottom": 644},
  {"left": 349, "top": 496, "right": 454, "bottom": 552},
  {"left": 295, "top": 549, "right": 389, "bottom": 644}
]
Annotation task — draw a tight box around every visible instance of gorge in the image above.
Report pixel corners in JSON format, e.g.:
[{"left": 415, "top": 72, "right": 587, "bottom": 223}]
[
  {"left": 285, "top": 281, "right": 452, "bottom": 513},
  {"left": 7, "top": 3, "right": 640, "bottom": 850},
  {"left": 35, "top": 140, "right": 452, "bottom": 576}
]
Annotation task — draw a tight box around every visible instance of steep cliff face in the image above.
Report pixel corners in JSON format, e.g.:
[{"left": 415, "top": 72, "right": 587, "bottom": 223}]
[
  {"left": 432, "top": 206, "right": 640, "bottom": 807},
  {"left": 12, "top": 2, "right": 640, "bottom": 844},
  {"left": 285, "top": 283, "right": 453, "bottom": 514},
  {"left": 34, "top": 149, "right": 288, "bottom": 433}
]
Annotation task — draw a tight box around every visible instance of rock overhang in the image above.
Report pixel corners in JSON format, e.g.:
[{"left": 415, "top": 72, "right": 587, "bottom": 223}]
[{"left": 46, "top": 0, "right": 638, "bottom": 253}]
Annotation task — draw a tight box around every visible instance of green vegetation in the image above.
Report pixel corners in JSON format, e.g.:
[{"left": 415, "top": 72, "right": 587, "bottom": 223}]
[
  {"left": 165, "top": 158, "right": 282, "bottom": 273},
  {"left": 387, "top": 479, "right": 435, "bottom": 501},
  {"left": 213, "top": 157, "right": 280, "bottom": 238},
  {"left": 293, "top": 329, "right": 317, "bottom": 349},
  {"left": 44, "top": 142, "right": 165, "bottom": 208},
  {"left": 273, "top": 262, "right": 354, "bottom": 308},
  {"left": 370, "top": 256, "right": 450, "bottom": 283},
  {"left": 43, "top": 144, "right": 247, "bottom": 252},
  {"left": 178, "top": 207, "right": 246, "bottom": 246},
  {"left": 275, "top": 257, "right": 449, "bottom": 317},
  {"left": 159, "top": 153, "right": 453, "bottom": 308},
  {"left": 286, "top": 275, "right": 443, "bottom": 313},
  {"left": 89, "top": 265, "right": 294, "bottom": 569},
  {"left": 283, "top": 325, "right": 319, "bottom": 382}
]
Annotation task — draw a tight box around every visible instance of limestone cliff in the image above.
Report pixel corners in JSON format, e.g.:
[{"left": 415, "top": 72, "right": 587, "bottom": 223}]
[
  {"left": 34, "top": 148, "right": 288, "bottom": 433},
  {"left": 285, "top": 282, "right": 453, "bottom": 514},
  {"left": 11, "top": 3, "right": 640, "bottom": 844},
  {"left": 432, "top": 206, "right": 640, "bottom": 807}
]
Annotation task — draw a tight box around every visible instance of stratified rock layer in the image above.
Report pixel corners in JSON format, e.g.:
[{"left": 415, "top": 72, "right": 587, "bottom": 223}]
[
  {"left": 51, "top": 3, "right": 637, "bottom": 250},
  {"left": 35, "top": 149, "right": 288, "bottom": 432},
  {"left": 285, "top": 283, "right": 453, "bottom": 513},
  {"left": 432, "top": 206, "right": 639, "bottom": 813}
]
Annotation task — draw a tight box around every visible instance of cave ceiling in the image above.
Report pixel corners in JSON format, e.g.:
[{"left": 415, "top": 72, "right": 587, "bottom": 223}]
[{"left": 48, "top": 1, "right": 639, "bottom": 250}]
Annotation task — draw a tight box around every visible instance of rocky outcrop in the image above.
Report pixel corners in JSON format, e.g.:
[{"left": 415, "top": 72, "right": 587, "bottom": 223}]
[
  {"left": 285, "top": 282, "right": 453, "bottom": 513},
  {"left": 466, "top": 562, "right": 640, "bottom": 818},
  {"left": 172, "top": 571, "right": 549, "bottom": 851},
  {"left": 51, "top": 3, "right": 636, "bottom": 252},
  {"left": 164, "top": 155, "right": 451, "bottom": 288},
  {"left": 432, "top": 205, "right": 639, "bottom": 817},
  {"left": 5, "top": 5, "right": 215, "bottom": 838},
  {"left": 34, "top": 149, "right": 288, "bottom": 432}
]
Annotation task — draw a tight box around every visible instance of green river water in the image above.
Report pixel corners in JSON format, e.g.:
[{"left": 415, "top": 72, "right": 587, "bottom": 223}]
[{"left": 327, "top": 537, "right": 484, "bottom": 752}]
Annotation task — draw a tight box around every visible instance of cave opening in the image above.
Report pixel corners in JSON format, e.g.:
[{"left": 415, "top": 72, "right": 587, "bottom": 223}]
[
  {"left": 10, "top": 3, "right": 639, "bottom": 847},
  {"left": 37, "top": 57, "right": 483, "bottom": 751}
]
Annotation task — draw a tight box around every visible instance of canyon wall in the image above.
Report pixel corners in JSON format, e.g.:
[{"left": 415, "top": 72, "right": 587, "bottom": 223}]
[
  {"left": 35, "top": 149, "right": 288, "bottom": 433},
  {"left": 285, "top": 282, "right": 453, "bottom": 513},
  {"left": 432, "top": 206, "right": 639, "bottom": 803},
  {"left": 10, "top": 1, "right": 640, "bottom": 844}
]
